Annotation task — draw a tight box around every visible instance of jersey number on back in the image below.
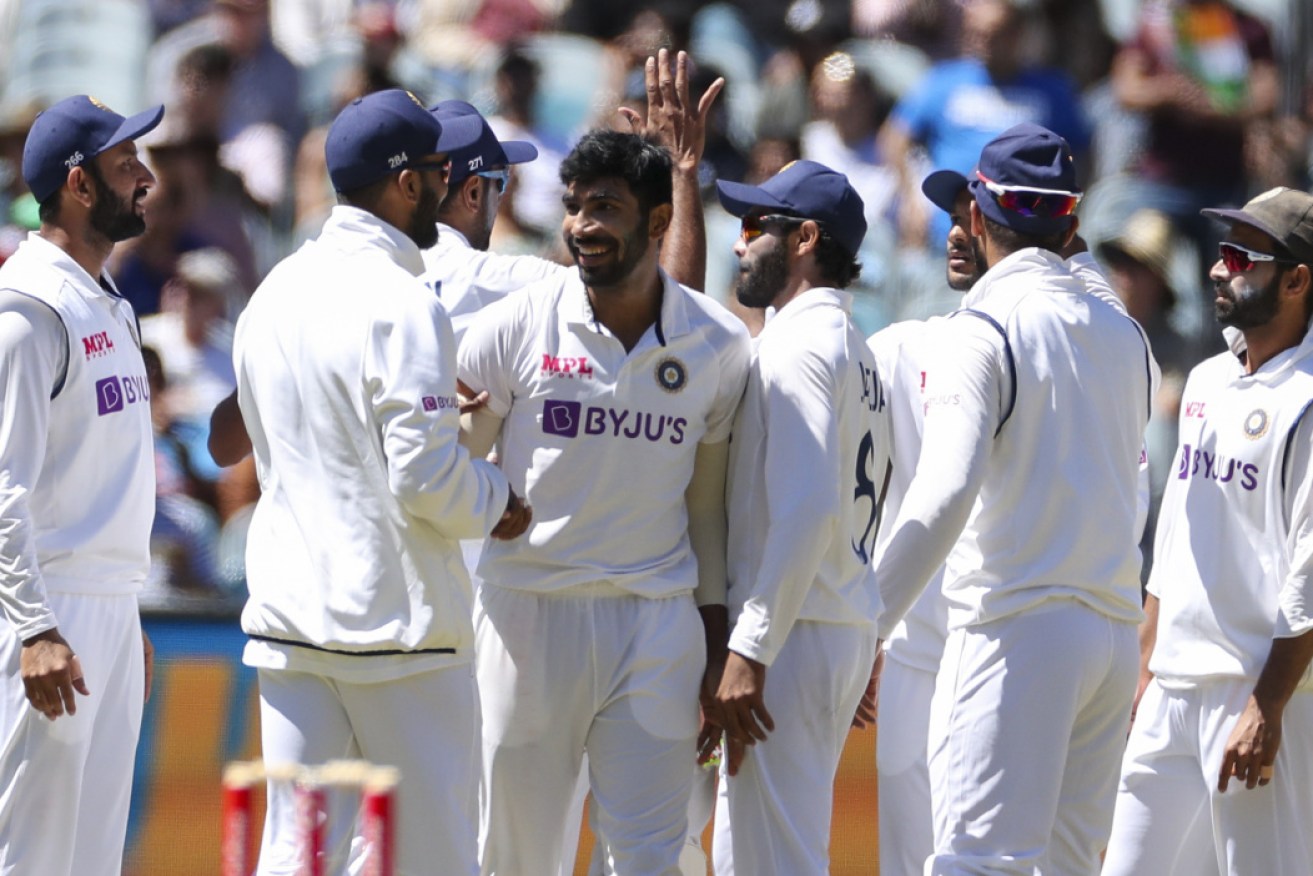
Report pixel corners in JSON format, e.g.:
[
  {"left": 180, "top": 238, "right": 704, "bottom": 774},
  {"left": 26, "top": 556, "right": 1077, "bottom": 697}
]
[{"left": 852, "top": 430, "right": 879, "bottom": 564}]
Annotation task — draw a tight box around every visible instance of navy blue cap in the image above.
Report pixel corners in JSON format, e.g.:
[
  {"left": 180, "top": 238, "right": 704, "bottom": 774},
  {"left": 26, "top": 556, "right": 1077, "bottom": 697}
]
[
  {"left": 967, "top": 122, "right": 1080, "bottom": 235},
  {"left": 430, "top": 100, "right": 538, "bottom": 184},
  {"left": 23, "top": 95, "right": 164, "bottom": 202},
  {"left": 921, "top": 169, "right": 969, "bottom": 213},
  {"left": 716, "top": 160, "right": 867, "bottom": 257},
  {"left": 325, "top": 89, "right": 483, "bottom": 193}
]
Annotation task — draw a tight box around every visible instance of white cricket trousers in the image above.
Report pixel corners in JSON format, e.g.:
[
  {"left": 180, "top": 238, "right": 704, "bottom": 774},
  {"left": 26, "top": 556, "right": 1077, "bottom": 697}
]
[
  {"left": 254, "top": 664, "right": 480, "bottom": 876},
  {"left": 876, "top": 657, "right": 937, "bottom": 876},
  {"left": 928, "top": 600, "right": 1137, "bottom": 876},
  {"left": 476, "top": 582, "right": 704, "bottom": 876},
  {"left": 0, "top": 591, "right": 144, "bottom": 876},
  {"left": 1102, "top": 679, "right": 1313, "bottom": 875},
  {"left": 712, "top": 621, "right": 879, "bottom": 876}
]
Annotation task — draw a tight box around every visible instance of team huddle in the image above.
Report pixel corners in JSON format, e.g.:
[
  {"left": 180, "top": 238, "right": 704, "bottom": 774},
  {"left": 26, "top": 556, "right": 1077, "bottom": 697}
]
[{"left": 1, "top": 47, "right": 1312, "bottom": 876}]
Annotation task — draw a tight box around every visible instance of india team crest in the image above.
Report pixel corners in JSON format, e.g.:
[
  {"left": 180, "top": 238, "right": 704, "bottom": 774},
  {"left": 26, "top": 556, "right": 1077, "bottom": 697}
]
[
  {"left": 1243, "top": 408, "right": 1269, "bottom": 439},
  {"left": 655, "top": 357, "right": 687, "bottom": 393}
]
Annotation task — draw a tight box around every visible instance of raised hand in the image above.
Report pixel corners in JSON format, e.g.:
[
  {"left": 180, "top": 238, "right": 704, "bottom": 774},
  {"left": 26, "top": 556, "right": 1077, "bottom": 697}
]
[{"left": 619, "top": 48, "right": 724, "bottom": 173}]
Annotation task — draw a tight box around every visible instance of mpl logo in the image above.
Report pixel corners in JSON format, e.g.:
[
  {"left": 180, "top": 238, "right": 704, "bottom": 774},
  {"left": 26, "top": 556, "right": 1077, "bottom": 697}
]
[
  {"left": 95, "top": 374, "right": 150, "bottom": 416},
  {"left": 1184, "top": 401, "right": 1207, "bottom": 419},
  {"left": 541, "top": 354, "right": 594, "bottom": 380},
  {"left": 82, "top": 331, "right": 115, "bottom": 359}
]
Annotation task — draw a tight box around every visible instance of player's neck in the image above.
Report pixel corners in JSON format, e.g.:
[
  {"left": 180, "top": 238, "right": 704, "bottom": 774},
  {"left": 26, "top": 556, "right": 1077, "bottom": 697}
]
[
  {"left": 1240, "top": 318, "right": 1308, "bottom": 374},
  {"left": 586, "top": 268, "right": 663, "bottom": 353},
  {"left": 39, "top": 223, "right": 112, "bottom": 283}
]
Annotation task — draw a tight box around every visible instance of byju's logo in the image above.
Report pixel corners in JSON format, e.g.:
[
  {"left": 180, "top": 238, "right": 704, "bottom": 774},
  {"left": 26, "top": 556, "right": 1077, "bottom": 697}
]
[
  {"left": 541, "top": 399, "right": 687, "bottom": 445},
  {"left": 1176, "top": 443, "right": 1259, "bottom": 491},
  {"left": 95, "top": 374, "right": 150, "bottom": 416},
  {"left": 96, "top": 376, "right": 124, "bottom": 415},
  {"left": 543, "top": 400, "right": 581, "bottom": 437}
]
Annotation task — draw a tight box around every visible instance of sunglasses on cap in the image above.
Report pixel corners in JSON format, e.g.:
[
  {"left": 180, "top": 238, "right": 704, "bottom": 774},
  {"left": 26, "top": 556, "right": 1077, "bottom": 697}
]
[
  {"left": 412, "top": 158, "right": 452, "bottom": 183},
  {"left": 475, "top": 168, "right": 511, "bottom": 194},
  {"left": 740, "top": 213, "right": 807, "bottom": 243},
  {"left": 1218, "top": 241, "right": 1300, "bottom": 273},
  {"left": 976, "top": 171, "right": 1082, "bottom": 219}
]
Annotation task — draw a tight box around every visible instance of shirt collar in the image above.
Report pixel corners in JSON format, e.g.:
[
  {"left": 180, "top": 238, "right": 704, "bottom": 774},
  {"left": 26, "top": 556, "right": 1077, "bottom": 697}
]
[
  {"left": 561, "top": 268, "right": 691, "bottom": 346},
  {"left": 435, "top": 222, "right": 471, "bottom": 251},
  {"left": 23, "top": 232, "right": 115, "bottom": 299},
  {"left": 320, "top": 206, "right": 426, "bottom": 277},
  {"left": 962, "top": 247, "right": 1076, "bottom": 309}
]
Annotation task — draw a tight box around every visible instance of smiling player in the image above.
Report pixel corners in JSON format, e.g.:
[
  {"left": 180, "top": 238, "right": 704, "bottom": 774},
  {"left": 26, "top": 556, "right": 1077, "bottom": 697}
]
[{"left": 458, "top": 129, "right": 750, "bottom": 876}]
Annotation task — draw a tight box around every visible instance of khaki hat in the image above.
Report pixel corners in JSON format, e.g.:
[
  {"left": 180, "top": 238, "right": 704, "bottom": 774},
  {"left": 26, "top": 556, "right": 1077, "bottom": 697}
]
[
  {"left": 1202, "top": 187, "right": 1313, "bottom": 264},
  {"left": 1097, "top": 209, "right": 1175, "bottom": 287}
]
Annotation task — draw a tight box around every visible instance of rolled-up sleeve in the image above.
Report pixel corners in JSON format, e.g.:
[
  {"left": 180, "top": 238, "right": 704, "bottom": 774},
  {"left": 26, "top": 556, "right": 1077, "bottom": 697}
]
[{"left": 0, "top": 295, "right": 65, "bottom": 639}]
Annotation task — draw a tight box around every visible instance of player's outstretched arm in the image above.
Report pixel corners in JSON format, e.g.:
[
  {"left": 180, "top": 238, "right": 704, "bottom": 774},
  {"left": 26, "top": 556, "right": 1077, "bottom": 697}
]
[{"left": 619, "top": 48, "right": 724, "bottom": 292}]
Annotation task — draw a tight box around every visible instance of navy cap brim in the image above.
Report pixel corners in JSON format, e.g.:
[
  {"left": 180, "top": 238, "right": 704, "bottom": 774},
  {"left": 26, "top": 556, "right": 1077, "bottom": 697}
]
[
  {"left": 921, "top": 169, "right": 968, "bottom": 213},
  {"left": 100, "top": 104, "right": 164, "bottom": 156},
  {"left": 500, "top": 140, "right": 538, "bottom": 165},
  {"left": 715, "top": 178, "right": 791, "bottom": 218},
  {"left": 434, "top": 113, "right": 483, "bottom": 153},
  {"left": 1200, "top": 206, "right": 1285, "bottom": 243}
]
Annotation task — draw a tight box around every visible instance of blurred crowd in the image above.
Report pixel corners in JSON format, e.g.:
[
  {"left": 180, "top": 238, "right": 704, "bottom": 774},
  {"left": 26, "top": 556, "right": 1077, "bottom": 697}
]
[{"left": 0, "top": 0, "right": 1309, "bottom": 602}]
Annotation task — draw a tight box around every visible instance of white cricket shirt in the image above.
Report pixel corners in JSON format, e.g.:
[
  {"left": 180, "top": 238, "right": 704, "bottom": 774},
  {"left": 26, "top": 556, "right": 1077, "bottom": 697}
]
[
  {"left": 458, "top": 268, "right": 751, "bottom": 597},
  {"left": 1148, "top": 330, "right": 1313, "bottom": 689},
  {"left": 421, "top": 222, "right": 570, "bottom": 345},
  {"left": 725, "top": 288, "right": 890, "bottom": 667},
  {"left": 869, "top": 317, "right": 949, "bottom": 673},
  {"left": 235, "top": 206, "right": 509, "bottom": 682},
  {"left": 0, "top": 234, "right": 154, "bottom": 640},
  {"left": 874, "top": 248, "right": 1158, "bottom": 637}
]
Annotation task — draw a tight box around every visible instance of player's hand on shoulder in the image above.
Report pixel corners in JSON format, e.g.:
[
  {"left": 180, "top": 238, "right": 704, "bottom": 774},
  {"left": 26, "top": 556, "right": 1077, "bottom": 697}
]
[
  {"left": 490, "top": 489, "right": 531, "bottom": 540},
  {"left": 20, "top": 628, "right": 89, "bottom": 721}
]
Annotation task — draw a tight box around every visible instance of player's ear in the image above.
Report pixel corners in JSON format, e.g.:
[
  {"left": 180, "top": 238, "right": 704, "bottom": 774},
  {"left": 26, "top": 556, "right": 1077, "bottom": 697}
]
[
  {"left": 970, "top": 200, "right": 985, "bottom": 237},
  {"left": 796, "top": 220, "right": 822, "bottom": 257},
  {"left": 648, "top": 202, "right": 672, "bottom": 239},
  {"left": 463, "top": 176, "right": 482, "bottom": 211}
]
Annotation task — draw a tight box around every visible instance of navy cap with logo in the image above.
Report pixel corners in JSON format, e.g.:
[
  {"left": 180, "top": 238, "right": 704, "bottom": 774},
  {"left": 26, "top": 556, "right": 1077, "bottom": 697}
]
[
  {"left": 431, "top": 100, "right": 538, "bottom": 184},
  {"left": 1202, "top": 187, "right": 1313, "bottom": 265},
  {"left": 22, "top": 95, "right": 165, "bottom": 203},
  {"left": 325, "top": 89, "right": 483, "bottom": 193},
  {"left": 967, "top": 122, "right": 1081, "bottom": 236},
  {"left": 715, "top": 160, "right": 867, "bottom": 257}
]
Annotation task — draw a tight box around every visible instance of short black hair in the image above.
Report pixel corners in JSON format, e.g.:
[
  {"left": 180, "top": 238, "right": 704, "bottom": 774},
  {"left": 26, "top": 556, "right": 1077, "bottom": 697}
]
[
  {"left": 982, "top": 214, "right": 1068, "bottom": 257},
  {"left": 813, "top": 226, "right": 862, "bottom": 289},
  {"left": 559, "top": 129, "right": 672, "bottom": 215},
  {"left": 336, "top": 174, "right": 393, "bottom": 210}
]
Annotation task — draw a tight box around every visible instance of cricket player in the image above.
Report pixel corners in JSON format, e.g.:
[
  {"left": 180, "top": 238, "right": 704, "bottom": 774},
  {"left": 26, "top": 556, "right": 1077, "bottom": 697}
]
[
  {"left": 870, "top": 123, "right": 1158, "bottom": 874},
  {"left": 868, "top": 172, "right": 983, "bottom": 876},
  {"left": 233, "top": 90, "right": 529, "bottom": 875},
  {"left": 458, "top": 129, "right": 751, "bottom": 876},
  {"left": 871, "top": 170, "right": 1148, "bottom": 875},
  {"left": 1103, "top": 187, "right": 1313, "bottom": 875},
  {"left": 709, "top": 160, "right": 890, "bottom": 874},
  {"left": 0, "top": 94, "right": 162, "bottom": 875}
]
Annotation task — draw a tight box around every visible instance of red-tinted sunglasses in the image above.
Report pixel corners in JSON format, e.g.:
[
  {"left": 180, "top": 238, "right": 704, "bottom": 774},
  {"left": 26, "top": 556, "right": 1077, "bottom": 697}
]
[
  {"left": 1219, "top": 241, "right": 1299, "bottom": 273},
  {"left": 740, "top": 213, "right": 806, "bottom": 242},
  {"left": 976, "top": 172, "right": 1081, "bottom": 219}
]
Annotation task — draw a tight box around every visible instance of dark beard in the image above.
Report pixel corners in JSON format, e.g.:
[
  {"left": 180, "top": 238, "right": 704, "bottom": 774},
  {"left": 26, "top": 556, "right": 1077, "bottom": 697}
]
[
  {"left": 734, "top": 243, "right": 789, "bottom": 309},
  {"left": 86, "top": 164, "right": 146, "bottom": 242},
  {"left": 569, "top": 223, "right": 650, "bottom": 289},
  {"left": 408, "top": 182, "right": 441, "bottom": 250},
  {"left": 1216, "top": 272, "right": 1282, "bottom": 330}
]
